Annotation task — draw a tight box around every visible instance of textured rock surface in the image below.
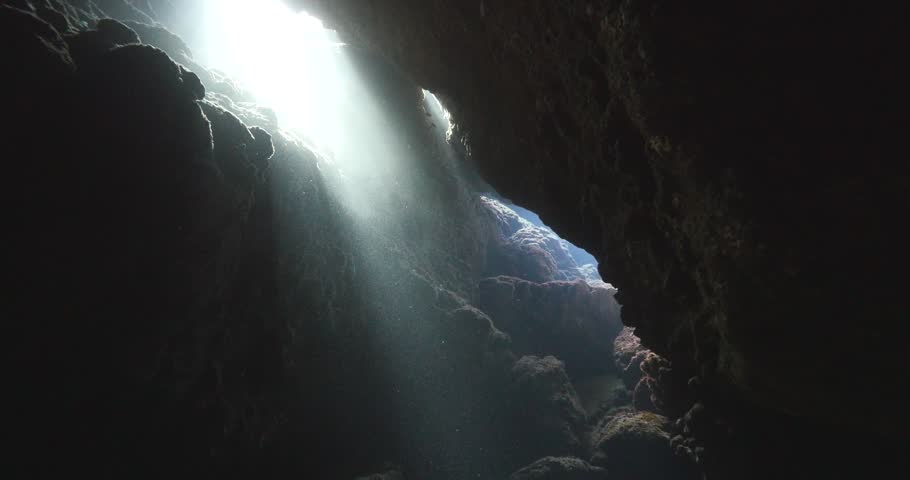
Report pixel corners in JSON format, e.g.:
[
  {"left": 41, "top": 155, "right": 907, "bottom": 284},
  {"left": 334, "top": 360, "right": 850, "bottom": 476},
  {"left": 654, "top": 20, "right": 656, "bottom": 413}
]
[
  {"left": 506, "top": 356, "right": 589, "bottom": 463},
  {"left": 476, "top": 276, "right": 621, "bottom": 377},
  {"left": 590, "top": 410, "right": 695, "bottom": 480},
  {"left": 3, "top": 3, "right": 652, "bottom": 478},
  {"left": 6, "top": 1, "right": 906, "bottom": 478},
  {"left": 613, "top": 327, "right": 647, "bottom": 388},
  {"left": 296, "top": 0, "right": 907, "bottom": 439},
  {"left": 479, "top": 196, "right": 593, "bottom": 283},
  {"left": 509, "top": 456, "right": 606, "bottom": 480}
]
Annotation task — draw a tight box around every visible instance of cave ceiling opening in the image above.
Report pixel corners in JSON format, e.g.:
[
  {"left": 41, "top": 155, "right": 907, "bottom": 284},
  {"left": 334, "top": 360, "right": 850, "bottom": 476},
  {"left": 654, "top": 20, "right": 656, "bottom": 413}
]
[
  {"left": 196, "top": 0, "right": 349, "bottom": 161},
  {"left": 194, "top": 0, "right": 608, "bottom": 286}
]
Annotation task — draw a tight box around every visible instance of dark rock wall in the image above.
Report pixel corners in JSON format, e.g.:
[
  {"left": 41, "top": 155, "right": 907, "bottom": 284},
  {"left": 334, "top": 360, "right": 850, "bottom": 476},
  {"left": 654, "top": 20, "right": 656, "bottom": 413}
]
[{"left": 297, "top": 0, "right": 907, "bottom": 438}]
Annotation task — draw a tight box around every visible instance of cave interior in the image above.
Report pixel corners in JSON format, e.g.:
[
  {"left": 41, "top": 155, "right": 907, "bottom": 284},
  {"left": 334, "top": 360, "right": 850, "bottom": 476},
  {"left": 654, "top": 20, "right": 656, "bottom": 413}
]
[{"left": 4, "top": 0, "right": 906, "bottom": 479}]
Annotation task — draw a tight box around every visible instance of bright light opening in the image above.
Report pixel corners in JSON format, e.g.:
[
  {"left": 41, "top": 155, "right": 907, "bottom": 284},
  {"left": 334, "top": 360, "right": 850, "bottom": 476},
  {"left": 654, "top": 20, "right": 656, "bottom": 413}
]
[
  {"left": 197, "top": 0, "right": 346, "bottom": 155},
  {"left": 197, "top": 0, "right": 427, "bottom": 222}
]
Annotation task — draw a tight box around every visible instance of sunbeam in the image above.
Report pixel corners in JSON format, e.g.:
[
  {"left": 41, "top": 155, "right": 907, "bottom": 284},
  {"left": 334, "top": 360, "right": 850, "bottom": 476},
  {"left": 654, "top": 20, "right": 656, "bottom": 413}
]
[
  {"left": 199, "top": 0, "right": 426, "bottom": 224},
  {"left": 198, "top": 0, "right": 346, "bottom": 156}
]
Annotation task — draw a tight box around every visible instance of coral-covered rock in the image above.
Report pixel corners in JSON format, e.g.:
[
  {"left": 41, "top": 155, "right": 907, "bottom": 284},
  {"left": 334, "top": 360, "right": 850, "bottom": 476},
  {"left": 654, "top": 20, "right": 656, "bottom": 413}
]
[
  {"left": 507, "top": 356, "right": 588, "bottom": 461},
  {"left": 476, "top": 276, "right": 622, "bottom": 377},
  {"left": 590, "top": 410, "right": 695, "bottom": 480},
  {"left": 509, "top": 456, "right": 606, "bottom": 480},
  {"left": 613, "top": 327, "right": 648, "bottom": 388},
  {"left": 639, "top": 351, "right": 692, "bottom": 418},
  {"left": 614, "top": 330, "right": 691, "bottom": 417}
]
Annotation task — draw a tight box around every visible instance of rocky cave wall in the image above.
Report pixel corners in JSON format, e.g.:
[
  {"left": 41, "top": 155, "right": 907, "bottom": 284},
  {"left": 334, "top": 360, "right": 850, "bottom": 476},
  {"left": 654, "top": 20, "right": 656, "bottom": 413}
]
[
  {"left": 298, "top": 0, "right": 907, "bottom": 437},
  {"left": 295, "top": 0, "right": 906, "bottom": 477},
  {"left": 5, "top": 0, "right": 906, "bottom": 478},
  {"left": 4, "top": 1, "right": 642, "bottom": 478}
]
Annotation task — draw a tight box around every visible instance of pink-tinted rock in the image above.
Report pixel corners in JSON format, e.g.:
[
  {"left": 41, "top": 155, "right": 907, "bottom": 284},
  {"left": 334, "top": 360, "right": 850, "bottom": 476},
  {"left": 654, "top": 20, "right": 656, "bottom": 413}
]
[{"left": 476, "top": 276, "right": 622, "bottom": 376}]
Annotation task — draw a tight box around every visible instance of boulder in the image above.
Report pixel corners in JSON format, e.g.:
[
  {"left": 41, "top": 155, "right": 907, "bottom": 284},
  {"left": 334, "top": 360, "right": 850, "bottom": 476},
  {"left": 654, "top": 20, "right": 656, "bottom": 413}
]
[
  {"left": 507, "top": 356, "right": 588, "bottom": 462},
  {"left": 591, "top": 410, "right": 695, "bottom": 479}
]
